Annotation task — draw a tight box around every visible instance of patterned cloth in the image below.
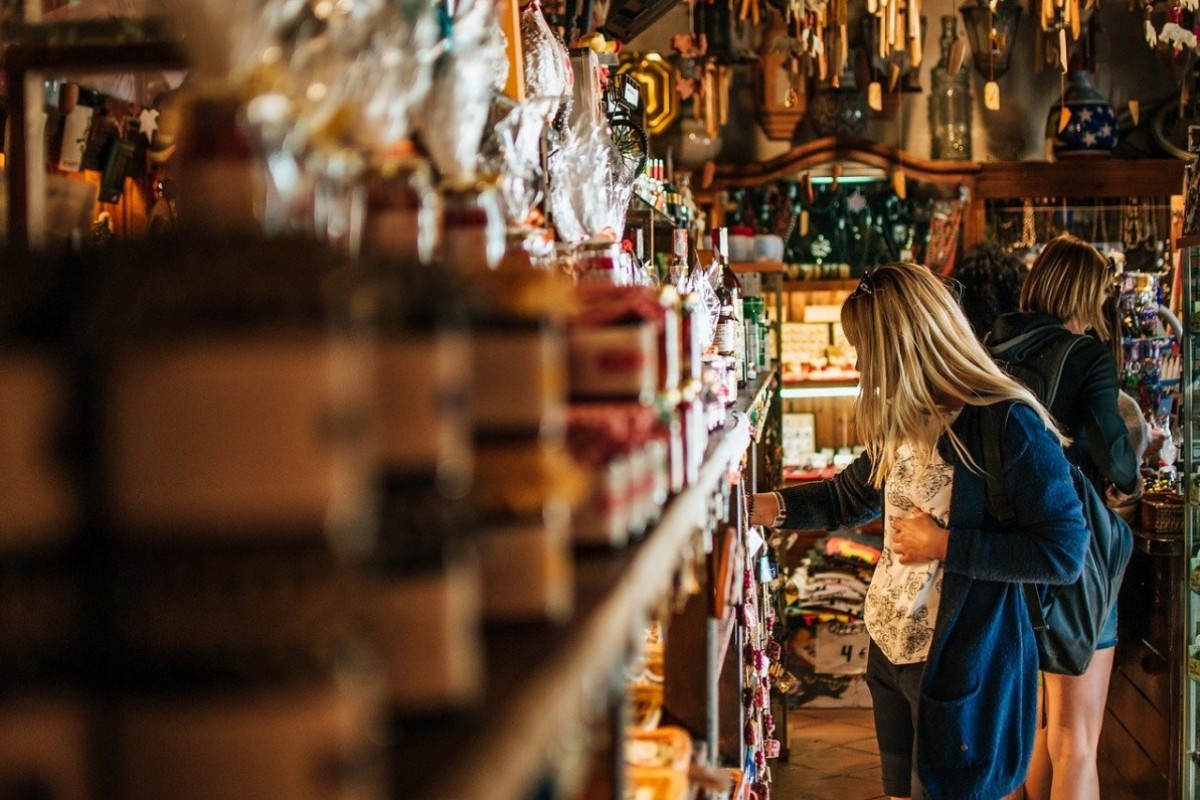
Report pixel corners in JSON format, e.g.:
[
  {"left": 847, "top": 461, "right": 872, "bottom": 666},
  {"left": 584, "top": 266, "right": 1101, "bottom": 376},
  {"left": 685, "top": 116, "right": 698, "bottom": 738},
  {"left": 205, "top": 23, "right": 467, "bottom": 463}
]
[{"left": 864, "top": 441, "right": 954, "bottom": 665}]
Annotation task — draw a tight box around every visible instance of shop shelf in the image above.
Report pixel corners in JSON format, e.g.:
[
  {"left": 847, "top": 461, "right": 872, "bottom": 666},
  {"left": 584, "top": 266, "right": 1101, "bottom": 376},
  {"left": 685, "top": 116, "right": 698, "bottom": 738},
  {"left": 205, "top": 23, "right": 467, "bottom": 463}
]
[
  {"left": 781, "top": 279, "right": 859, "bottom": 292},
  {"left": 730, "top": 262, "right": 787, "bottom": 274},
  {"left": 400, "top": 407, "right": 755, "bottom": 800}
]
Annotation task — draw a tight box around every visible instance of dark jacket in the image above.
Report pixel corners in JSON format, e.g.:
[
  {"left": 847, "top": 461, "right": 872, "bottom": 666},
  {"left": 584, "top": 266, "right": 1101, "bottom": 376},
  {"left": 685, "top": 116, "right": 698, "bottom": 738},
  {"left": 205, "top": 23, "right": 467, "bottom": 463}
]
[
  {"left": 988, "top": 311, "right": 1139, "bottom": 495},
  {"left": 778, "top": 401, "right": 1088, "bottom": 800}
]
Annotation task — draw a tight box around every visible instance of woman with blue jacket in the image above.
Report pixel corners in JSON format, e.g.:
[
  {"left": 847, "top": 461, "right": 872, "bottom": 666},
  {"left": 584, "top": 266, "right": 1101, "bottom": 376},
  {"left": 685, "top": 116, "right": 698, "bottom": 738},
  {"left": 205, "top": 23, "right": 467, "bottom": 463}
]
[{"left": 750, "top": 263, "right": 1089, "bottom": 800}]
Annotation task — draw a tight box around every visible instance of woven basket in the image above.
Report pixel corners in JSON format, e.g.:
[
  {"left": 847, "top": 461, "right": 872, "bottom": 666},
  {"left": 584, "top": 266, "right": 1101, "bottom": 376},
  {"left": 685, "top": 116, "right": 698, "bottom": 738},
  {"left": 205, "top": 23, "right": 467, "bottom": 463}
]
[{"left": 1140, "top": 495, "right": 1184, "bottom": 535}]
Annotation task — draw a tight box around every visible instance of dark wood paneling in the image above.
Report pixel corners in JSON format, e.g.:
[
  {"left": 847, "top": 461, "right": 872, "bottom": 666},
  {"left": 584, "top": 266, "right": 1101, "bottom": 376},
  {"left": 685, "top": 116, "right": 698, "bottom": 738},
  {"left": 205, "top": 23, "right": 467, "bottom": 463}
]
[
  {"left": 974, "top": 160, "right": 1185, "bottom": 200},
  {"left": 1106, "top": 668, "right": 1170, "bottom": 777},
  {"left": 1100, "top": 705, "right": 1167, "bottom": 798},
  {"left": 1099, "top": 542, "right": 1184, "bottom": 800}
]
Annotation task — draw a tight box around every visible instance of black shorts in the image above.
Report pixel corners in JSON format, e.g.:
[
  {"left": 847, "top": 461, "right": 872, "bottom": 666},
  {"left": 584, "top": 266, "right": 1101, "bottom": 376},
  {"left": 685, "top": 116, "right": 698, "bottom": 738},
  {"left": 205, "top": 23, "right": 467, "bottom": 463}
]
[{"left": 865, "top": 640, "right": 928, "bottom": 799}]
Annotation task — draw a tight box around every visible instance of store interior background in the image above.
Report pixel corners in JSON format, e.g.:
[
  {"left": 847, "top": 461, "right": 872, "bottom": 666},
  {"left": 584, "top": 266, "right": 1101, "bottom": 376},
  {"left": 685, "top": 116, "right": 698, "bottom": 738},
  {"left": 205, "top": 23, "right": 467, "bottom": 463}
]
[
  {"left": 628, "top": 0, "right": 1179, "bottom": 165},
  {"left": 0, "top": 0, "right": 1193, "bottom": 798}
]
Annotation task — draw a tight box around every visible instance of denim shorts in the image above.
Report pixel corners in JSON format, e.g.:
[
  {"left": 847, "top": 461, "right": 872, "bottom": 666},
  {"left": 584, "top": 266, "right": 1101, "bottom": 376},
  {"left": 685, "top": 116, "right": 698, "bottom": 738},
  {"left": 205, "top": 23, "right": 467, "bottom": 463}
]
[{"left": 1096, "top": 601, "right": 1118, "bottom": 650}]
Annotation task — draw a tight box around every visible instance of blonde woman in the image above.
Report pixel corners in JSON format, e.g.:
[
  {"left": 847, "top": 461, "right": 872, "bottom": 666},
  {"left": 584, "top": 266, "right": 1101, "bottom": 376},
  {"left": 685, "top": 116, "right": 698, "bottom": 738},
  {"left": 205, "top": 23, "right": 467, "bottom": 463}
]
[
  {"left": 988, "top": 235, "right": 1140, "bottom": 800},
  {"left": 750, "top": 263, "right": 1088, "bottom": 800}
]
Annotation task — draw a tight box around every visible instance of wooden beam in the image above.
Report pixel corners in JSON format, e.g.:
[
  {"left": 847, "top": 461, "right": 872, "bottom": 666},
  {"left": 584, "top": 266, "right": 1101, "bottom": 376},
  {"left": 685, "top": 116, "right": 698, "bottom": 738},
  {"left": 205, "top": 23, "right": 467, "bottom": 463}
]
[
  {"left": 974, "top": 159, "right": 1185, "bottom": 200},
  {"left": 704, "top": 136, "right": 982, "bottom": 190},
  {"left": 499, "top": 0, "right": 526, "bottom": 102}
]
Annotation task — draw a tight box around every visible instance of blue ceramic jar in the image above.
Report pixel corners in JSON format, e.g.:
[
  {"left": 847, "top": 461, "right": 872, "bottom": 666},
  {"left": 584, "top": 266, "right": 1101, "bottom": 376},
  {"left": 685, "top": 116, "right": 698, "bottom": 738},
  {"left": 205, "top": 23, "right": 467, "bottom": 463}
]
[{"left": 1047, "top": 70, "right": 1118, "bottom": 158}]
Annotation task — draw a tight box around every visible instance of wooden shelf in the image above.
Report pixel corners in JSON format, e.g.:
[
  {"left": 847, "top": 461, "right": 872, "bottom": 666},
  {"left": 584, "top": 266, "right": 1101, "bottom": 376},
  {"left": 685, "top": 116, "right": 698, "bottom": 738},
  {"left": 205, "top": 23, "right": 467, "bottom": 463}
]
[
  {"left": 401, "top": 408, "right": 757, "bottom": 800},
  {"left": 741, "top": 368, "right": 777, "bottom": 443},
  {"left": 730, "top": 262, "right": 787, "bottom": 274},
  {"left": 701, "top": 137, "right": 982, "bottom": 191},
  {"left": 975, "top": 159, "right": 1184, "bottom": 200},
  {"left": 782, "top": 279, "right": 858, "bottom": 292},
  {"left": 1177, "top": 235, "right": 1200, "bottom": 250}
]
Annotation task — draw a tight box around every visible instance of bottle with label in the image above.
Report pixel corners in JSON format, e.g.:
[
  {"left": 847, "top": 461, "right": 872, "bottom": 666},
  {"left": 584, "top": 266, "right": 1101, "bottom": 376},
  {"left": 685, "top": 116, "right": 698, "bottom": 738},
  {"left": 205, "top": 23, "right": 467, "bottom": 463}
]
[
  {"left": 75, "top": 92, "right": 385, "bottom": 800},
  {"left": 358, "top": 236, "right": 484, "bottom": 723},
  {"left": 713, "top": 228, "right": 745, "bottom": 386},
  {"left": 743, "top": 296, "right": 762, "bottom": 382},
  {"left": 469, "top": 252, "right": 575, "bottom": 620},
  {"left": 668, "top": 228, "right": 690, "bottom": 288}
]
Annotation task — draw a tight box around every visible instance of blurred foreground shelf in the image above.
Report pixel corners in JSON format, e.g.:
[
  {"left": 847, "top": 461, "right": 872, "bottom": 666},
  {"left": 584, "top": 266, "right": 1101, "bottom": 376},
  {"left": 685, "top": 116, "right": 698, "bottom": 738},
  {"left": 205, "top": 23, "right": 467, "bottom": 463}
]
[{"left": 396, "top": 374, "right": 779, "bottom": 800}]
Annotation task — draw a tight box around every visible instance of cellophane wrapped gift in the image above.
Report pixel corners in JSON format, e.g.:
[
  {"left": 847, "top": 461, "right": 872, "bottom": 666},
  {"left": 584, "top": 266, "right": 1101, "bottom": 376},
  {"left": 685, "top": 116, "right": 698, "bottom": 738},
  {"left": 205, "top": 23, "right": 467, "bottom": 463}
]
[
  {"left": 421, "top": 0, "right": 505, "bottom": 186},
  {"left": 479, "top": 96, "right": 557, "bottom": 229},
  {"left": 520, "top": 4, "right": 573, "bottom": 121},
  {"left": 549, "top": 119, "right": 635, "bottom": 246}
]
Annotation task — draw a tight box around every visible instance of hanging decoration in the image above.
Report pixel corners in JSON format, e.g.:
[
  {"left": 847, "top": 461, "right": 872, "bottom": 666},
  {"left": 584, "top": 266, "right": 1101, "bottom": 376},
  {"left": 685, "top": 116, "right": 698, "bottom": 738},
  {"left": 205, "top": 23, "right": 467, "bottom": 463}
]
[
  {"left": 1032, "top": 0, "right": 1083, "bottom": 74},
  {"left": 863, "top": 0, "right": 923, "bottom": 103},
  {"left": 959, "top": 0, "right": 1023, "bottom": 110}
]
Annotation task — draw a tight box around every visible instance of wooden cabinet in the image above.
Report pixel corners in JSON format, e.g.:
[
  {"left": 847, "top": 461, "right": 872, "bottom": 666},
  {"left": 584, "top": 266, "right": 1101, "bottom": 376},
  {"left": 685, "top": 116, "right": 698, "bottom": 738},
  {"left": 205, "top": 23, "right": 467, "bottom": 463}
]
[{"left": 696, "top": 137, "right": 1184, "bottom": 253}]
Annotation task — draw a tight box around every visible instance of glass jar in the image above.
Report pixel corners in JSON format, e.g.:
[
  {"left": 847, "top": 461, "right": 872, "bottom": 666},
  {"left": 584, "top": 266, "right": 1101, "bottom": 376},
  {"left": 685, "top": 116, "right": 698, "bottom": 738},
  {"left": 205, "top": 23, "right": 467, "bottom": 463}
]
[
  {"left": 575, "top": 240, "right": 628, "bottom": 285},
  {"left": 362, "top": 160, "right": 439, "bottom": 266},
  {"left": 440, "top": 185, "right": 505, "bottom": 271},
  {"left": 929, "top": 15, "right": 972, "bottom": 161}
]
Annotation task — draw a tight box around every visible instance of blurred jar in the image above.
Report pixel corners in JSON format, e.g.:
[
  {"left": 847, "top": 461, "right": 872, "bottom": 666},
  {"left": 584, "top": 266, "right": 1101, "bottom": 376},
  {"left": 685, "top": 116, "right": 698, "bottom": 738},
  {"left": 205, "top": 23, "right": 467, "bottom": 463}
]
[{"left": 440, "top": 185, "right": 505, "bottom": 271}]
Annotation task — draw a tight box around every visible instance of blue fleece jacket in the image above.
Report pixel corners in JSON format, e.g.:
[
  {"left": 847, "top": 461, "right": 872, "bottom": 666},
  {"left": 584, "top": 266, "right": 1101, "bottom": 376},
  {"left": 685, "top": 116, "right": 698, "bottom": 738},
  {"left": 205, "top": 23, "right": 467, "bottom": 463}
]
[{"left": 778, "top": 401, "right": 1088, "bottom": 800}]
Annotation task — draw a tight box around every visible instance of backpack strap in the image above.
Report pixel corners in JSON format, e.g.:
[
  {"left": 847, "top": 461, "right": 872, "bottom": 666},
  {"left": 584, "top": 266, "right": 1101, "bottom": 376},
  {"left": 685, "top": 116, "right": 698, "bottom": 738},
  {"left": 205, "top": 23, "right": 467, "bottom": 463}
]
[
  {"left": 980, "top": 403, "right": 1048, "bottom": 633},
  {"left": 989, "top": 326, "right": 1085, "bottom": 410},
  {"left": 987, "top": 323, "right": 1067, "bottom": 359}
]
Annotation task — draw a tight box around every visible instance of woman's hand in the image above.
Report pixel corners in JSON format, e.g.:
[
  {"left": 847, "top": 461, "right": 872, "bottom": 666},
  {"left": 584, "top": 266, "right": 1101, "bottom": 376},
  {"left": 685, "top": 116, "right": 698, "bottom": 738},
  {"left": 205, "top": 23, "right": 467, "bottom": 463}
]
[
  {"left": 749, "top": 492, "right": 781, "bottom": 527},
  {"left": 892, "top": 510, "right": 949, "bottom": 564}
]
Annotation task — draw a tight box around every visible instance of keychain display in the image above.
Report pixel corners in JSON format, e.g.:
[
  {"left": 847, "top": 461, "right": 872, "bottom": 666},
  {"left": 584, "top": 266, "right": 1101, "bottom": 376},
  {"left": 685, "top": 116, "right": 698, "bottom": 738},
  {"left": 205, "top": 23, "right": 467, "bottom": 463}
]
[{"left": 1119, "top": 271, "right": 1181, "bottom": 428}]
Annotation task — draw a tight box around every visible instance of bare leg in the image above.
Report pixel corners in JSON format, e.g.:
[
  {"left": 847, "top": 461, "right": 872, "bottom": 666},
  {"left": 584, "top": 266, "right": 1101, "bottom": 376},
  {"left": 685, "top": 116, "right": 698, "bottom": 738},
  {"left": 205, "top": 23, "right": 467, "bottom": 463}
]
[
  {"left": 1024, "top": 679, "right": 1052, "bottom": 800},
  {"left": 1043, "top": 648, "right": 1115, "bottom": 800}
]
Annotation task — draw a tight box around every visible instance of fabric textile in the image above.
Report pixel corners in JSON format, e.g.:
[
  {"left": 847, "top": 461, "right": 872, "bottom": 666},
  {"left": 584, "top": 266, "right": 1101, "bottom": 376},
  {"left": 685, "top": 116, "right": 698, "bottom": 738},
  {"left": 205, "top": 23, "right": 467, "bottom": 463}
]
[{"left": 866, "top": 442, "right": 954, "bottom": 664}]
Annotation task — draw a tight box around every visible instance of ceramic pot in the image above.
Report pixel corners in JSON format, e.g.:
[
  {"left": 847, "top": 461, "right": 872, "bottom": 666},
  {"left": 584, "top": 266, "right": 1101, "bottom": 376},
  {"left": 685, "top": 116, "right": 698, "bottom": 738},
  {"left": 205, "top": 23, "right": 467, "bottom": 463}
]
[{"left": 1047, "top": 70, "right": 1117, "bottom": 158}]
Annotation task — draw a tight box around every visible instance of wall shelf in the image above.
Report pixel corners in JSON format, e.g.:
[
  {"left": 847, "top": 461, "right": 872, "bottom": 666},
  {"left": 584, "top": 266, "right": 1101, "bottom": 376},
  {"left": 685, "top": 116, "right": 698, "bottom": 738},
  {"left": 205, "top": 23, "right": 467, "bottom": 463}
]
[
  {"left": 730, "top": 261, "right": 787, "bottom": 274},
  {"left": 400, "top": 404, "right": 758, "bottom": 800},
  {"left": 780, "top": 380, "right": 859, "bottom": 399},
  {"left": 781, "top": 279, "right": 858, "bottom": 292}
]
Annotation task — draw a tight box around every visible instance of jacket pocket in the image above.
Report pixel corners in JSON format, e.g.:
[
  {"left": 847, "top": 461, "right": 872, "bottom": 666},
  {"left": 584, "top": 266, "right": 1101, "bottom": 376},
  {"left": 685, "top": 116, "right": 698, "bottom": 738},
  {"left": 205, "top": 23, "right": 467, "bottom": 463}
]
[{"left": 916, "top": 685, "right": 1000, "bottom": 800}]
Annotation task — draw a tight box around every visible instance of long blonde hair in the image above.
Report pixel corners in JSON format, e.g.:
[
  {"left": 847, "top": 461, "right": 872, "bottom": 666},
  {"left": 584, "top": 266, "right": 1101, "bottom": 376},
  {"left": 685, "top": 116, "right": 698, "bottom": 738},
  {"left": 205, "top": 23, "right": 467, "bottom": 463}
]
[
  {"left": 842, "top": 262, "right": 1065, "bottom": 487},
  {"left": 1021, "top": 234, "right": 1113, "bottom": 340}
]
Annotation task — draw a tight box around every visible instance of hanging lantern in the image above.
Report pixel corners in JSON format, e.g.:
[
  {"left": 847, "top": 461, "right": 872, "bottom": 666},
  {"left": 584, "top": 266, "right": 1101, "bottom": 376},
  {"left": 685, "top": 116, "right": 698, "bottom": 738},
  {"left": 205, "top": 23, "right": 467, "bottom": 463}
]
[{"left": 959, "top": 0, "right": 1023, "bottom": 80}]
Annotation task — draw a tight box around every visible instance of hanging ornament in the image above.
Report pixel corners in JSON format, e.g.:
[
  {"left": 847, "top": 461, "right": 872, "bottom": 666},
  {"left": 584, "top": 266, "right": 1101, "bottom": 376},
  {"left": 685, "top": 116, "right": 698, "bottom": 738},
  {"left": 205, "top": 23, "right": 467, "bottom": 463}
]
[
  {"left": 949, "top": 36, "right": 968, "bottom": 74},
  {"left": 868, "top": 80, "right": 883, "bottom": 110},
  {"left": 984, "top": 80, "right": 1001, "bottom": 109}
]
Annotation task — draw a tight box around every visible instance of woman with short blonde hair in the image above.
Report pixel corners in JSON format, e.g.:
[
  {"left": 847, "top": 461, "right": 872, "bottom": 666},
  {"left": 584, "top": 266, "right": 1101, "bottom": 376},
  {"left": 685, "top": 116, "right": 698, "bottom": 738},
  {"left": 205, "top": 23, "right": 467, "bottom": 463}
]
[
  {"left": 1018, "top": 234, "right": 1113, "bottom": 341},
  {"left": 990, "top": 234, "right": 1139, "bottom": 800},
  {"left": 752, "top": 263, "right": 1088, "bottom": 800}
]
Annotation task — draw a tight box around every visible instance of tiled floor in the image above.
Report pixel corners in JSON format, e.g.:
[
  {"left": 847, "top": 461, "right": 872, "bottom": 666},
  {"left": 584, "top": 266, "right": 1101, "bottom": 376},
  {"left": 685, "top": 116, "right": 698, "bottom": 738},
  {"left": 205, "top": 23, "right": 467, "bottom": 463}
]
[{"left": 771, "top": 707, "right": 888, "bottom": 800}]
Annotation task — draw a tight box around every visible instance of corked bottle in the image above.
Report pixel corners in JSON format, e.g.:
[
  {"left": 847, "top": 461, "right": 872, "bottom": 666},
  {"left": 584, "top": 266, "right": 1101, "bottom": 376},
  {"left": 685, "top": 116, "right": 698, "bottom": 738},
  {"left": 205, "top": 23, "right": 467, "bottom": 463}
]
[
  {"left": 73, "top": 92, "right": 384, "bottom": 800},
  {"left": 0, "top": 256, "right": 89, "bottom": 799}
]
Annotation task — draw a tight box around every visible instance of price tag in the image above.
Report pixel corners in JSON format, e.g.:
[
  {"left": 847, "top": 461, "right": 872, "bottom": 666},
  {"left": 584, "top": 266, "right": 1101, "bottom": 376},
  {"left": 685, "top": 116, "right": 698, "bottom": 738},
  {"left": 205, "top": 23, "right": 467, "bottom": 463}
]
[
  {"left": 867, "top": 81, "right": 883, "bottom": 111},
  {"left": 984, "top": 80, "right": 1001, "bottom": 111},
  {"left": 949, "top": 38, "right": 967, "bottom": 75}
]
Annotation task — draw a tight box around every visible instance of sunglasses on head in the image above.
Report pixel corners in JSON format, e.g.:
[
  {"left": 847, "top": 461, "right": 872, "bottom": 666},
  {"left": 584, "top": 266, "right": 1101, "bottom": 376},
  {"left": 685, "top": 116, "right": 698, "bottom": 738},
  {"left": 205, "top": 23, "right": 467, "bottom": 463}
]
[{"left": 849, "top": 269, "right": 877, "bottom": 300}]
